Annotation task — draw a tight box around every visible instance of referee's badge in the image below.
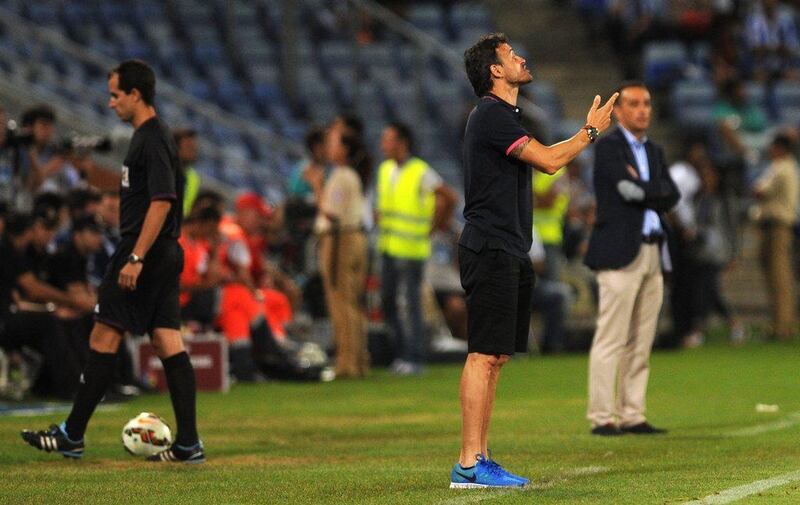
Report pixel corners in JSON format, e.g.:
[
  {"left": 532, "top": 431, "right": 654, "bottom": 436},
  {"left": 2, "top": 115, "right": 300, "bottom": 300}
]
[{"left": 121, "top": 165, "right": 130, "bottom": 188}]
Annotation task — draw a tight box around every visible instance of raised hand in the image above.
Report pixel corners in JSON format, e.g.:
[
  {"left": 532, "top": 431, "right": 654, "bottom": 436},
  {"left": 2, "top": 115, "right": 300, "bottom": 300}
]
[{"left": 586, "top": 93, "right": 619, "bottom": 133}]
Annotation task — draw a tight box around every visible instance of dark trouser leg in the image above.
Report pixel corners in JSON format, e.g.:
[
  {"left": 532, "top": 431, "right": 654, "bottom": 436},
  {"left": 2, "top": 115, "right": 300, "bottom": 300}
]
[
  {"left": 381, "top": 254, "right": 404, "bottom": 359},
  {"left": 404, "top": 259, "right": 426, "bottom": 364}
]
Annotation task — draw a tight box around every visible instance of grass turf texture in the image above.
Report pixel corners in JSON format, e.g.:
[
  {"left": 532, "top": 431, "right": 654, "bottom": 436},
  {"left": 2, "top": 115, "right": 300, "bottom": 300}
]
[{"left": 1, "top": 340, "right": 800, "bottom": 504}]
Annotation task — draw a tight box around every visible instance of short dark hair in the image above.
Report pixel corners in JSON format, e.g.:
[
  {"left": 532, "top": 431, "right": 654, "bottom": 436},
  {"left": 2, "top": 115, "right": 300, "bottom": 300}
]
[
  {"left": 6, "top": 212, "right": 33, "bottom": 237},
  {"left": 304, "top": 125, "right": 326, "bottom": 153},
  {"left": 67, "top": 187, "right": 102, "bottom": 214},
  {"left": 464, "top": 33, "right": 509, "bottom": 97},
  {"left": 193, "top": 205, "right": 222, "bottom": 224},
  {"left": 173, "top": 127, "right": 197, "bottom": 145},
  {"left": 615, "top": 80, "right": 649, "bottom": 103},
  {"left": 21, "top": 105, "right": 56, "bottom": 127},
  {"left": 110, "top": 60, "right": 156, "bottom": 105},
  {"left": 387, "top": 121, "right": 414, "bottom": 152},
  {"left": 772, "top": 133, "right": 795, "bottom": 152},
  {"left": 337, "top": 113, "right": 364, "bottom": 138}
]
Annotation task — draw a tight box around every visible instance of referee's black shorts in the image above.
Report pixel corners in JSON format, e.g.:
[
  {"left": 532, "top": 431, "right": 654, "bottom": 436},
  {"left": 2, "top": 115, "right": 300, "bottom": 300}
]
[
  {"left": 458, "top": 244, "right": 534, "bottom": 356},
  {"left": 95, "top": 236, "right": 184, "bottom": 336}
]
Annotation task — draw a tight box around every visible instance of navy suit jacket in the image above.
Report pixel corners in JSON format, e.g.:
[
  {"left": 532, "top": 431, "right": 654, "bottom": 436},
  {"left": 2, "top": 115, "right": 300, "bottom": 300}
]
[{"left": 584, "top": 126, "right": 680, "bottom": 271}]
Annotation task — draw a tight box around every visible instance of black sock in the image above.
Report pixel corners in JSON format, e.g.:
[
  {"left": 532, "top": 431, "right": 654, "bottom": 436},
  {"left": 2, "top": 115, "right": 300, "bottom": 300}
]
[
  {"left": 64, "top": 350, "right": 117, "bottom": 441},
  {"left": 162, "top": 352, "right": 199, "bottom": 447}
]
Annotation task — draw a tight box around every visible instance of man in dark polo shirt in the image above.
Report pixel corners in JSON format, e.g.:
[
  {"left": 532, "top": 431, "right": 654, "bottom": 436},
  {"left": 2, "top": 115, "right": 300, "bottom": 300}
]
[
  {"left": 22, "top": 60, "right": 203, "bottom": 463},
  {"left": 450, "top": 33, "right": 617, "bottom": 489}
]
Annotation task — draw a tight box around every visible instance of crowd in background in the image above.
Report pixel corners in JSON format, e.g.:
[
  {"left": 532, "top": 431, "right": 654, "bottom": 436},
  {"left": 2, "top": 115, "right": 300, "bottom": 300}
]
[{"left": 2, "top": 0, "right": 800, "bottom": 401}]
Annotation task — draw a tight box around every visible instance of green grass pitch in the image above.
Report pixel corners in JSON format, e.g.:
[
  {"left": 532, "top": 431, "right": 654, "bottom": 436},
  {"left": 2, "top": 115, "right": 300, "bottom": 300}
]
[{"left": 1, "top": 339, "right": 799, "bottom": 504}]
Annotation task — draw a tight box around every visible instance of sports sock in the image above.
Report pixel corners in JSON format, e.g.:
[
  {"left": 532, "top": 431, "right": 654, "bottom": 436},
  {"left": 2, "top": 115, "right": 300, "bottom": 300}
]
[
  {"left": 162, "top": 352, "right": 199, "bottom": 447},
  {"left": 459, "top": 464, "right": 476, "bottom": 471},
  {"left": 64, "top": 350, "right": 117, "bottom": 440}
]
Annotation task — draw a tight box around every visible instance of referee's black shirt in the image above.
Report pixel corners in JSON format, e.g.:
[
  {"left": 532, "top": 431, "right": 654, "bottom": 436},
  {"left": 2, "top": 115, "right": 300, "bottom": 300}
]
[
  {"left": 119, "top": 116, "right": 184, "bottom": 240},
  {"left": 460, "top": 93, "right": 532, "bottom": 259}
]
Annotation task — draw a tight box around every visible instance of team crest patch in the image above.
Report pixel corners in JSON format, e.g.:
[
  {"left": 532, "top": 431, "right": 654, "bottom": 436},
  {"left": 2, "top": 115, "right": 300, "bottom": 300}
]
[{"left": 122, "top": 165, "right": 130, "bottom": 188}]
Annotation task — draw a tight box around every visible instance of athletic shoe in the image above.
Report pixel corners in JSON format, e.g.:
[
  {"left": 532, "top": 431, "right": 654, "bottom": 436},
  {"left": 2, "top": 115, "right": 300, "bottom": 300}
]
[
  {"left": 450, "top": 454, "right": 526, "bottom": 488},
  {"left": 487, "top": 449, "right": 530, "bottom": 485},
  {"left": 146, "top": 441, "right": 205, "bottom": 464},
  {"left": 620, "top": 422, "right": 667, "bottom": 434},
  {"left": 591, "top": 423, "right": 623, "bottom": 436},
  {"left": 20, "top": 422, "right": 84, "bottom": 459}
]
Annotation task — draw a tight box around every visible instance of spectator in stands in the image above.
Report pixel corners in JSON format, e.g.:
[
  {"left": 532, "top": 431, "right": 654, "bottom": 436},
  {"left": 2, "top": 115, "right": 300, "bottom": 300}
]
[
  {"left": 426, "top": 203, "right": 468, "bottom": 343},
  {"left": 45, "top": 214, "right": 105, "bottom": 381},
  {"left": 563, "top": 158, "right": 596, "bottom": 261},
  {"left": 669, "top": 141, "right": 741, "bottom": 348},
  {"left": 315, "top": 124, "right": 371, "bottom": 379},
  {"left": 711, "top": 15, "right": 746, "bottom": 83},
  {"left": 179, "top": 206, "right": 225, "bottom": 330},
  {"left": 0, "top": 200, "right": 7, "bottom": 236},
  {"left": 713, "top": 79, "right": 769, "bottom": 189},
  {"left": 751, "top": 133, "right": 799, "bottom": 340},
  {"left": 174, "top": 128, "right": 201, "bottom": 216},
  {"left": 667, "top": 140, "right": 704, "bottom": 348},
  {"left": 693, "top": 162, "right": 742, "bottom": 345},
  {"left": 18, "top": 106, "right": 76, "bottom": 197},
  {"left": 607, "top": 0, "right": 670, "bottom": 78},
  {"left": 744, "top": 0, "right": 800, "bottom": 82},
  {"left": 529, "top": 228, "right": 570, "bottom": 354},
  {"left": 0, "top": 213, "right": 95, "bottom": 398},
  {"left": 376, "top": 122, "right": 458, "bottom": 375},
  {"left": 288, "top": 125, "right": 327, "bottom": 204},
  {"left": 0, "top": 105, "right": 15, "bottom": 204},
  {"left": 533, "top": 167, "right": 569, "bottom": 281}
]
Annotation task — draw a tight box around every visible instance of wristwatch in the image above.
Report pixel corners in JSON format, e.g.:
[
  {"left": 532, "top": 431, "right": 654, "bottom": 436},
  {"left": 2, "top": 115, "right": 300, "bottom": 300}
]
[
  {"left": 583, "top": 124, "right": 599, "bottom": 143},
  {"left": 127, "top": 253, "right": 144, "bottom": 265}
]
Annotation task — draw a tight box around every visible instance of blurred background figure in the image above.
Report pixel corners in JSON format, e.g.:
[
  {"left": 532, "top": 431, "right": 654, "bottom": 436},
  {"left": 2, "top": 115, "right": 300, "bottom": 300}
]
[
  {"left": 315, "top": 124, "right": 370, "bottom": 379},
  {"left": 751, "top": 133, "right": 799, "bottom": 341}
]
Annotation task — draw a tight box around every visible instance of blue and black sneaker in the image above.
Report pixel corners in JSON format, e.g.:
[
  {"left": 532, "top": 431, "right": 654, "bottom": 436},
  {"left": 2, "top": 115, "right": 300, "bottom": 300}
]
[
  {"left": 146, "top": 441, "right": 205, "bottom": 464},
  {"left": 20, "top": 422, "right": 84, "bottom": 459},
  {"left": 450, "top": 454, "right": 526, "bottom": 489},
  {"left": 487, "top": 449, "right": 530, "bottom": 485}
]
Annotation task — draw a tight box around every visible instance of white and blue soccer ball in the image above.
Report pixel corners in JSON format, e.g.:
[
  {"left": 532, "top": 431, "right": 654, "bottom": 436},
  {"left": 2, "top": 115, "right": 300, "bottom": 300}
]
[{"left": 122, "top": 412, "right": 173, "bottom": 456}]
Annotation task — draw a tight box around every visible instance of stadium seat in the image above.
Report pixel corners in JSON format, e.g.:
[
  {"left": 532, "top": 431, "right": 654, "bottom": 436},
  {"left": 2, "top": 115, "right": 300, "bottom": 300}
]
[{"left": 643, "top": 41, "right": 688, "bottom": 90}]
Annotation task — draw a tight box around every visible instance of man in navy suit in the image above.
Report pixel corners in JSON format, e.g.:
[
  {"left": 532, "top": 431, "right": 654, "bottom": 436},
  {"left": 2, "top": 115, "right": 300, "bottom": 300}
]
[{"left": 584, "top": 81, "right": 679, "bottom": 436}]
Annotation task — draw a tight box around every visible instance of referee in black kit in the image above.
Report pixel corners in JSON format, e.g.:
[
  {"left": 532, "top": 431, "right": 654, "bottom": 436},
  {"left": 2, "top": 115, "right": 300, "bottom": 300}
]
[
  {"left": 450, "top": 34, "right": 616, "bottom": 488},
  {"left": 22, "top": 60, "right": 204, "bottom": 463}
]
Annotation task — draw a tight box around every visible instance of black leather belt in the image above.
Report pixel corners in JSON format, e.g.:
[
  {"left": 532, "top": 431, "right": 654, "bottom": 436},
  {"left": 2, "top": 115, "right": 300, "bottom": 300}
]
[{"left": 642, "top": 234, "right": 663, "bottom": 244}]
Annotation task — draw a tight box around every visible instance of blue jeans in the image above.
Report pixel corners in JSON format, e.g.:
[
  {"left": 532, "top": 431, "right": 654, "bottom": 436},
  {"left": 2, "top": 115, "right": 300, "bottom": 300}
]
[{"left": 381, "top": 254, "right": 426, "bottom": 363}]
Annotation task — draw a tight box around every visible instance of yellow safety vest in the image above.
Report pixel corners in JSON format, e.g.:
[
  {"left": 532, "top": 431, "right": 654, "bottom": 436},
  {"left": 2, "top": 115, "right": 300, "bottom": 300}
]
[
  {"left": 377, "top": 157, "right": 435, "bottom": 260},
  {"left": 183, "top": 167, "right": 201, "bottom": 216},
  {"left": 533, "top": 169, "right": 569, "bottom": 246}
]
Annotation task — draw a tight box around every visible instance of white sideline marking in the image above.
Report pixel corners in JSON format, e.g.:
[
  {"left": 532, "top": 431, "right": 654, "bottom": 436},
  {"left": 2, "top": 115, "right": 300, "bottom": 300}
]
[
  {"left": 725, "top": 412, "right": 800, "bottom": 437},
  {"left": 439, "top": 466, "right": 609, "bottom": 504},
  {"left": 682, "top": 469, "right": 800, "bottom": 504},
  {"left": 0, "top": 404, "right": 119, "bottom": 417}
]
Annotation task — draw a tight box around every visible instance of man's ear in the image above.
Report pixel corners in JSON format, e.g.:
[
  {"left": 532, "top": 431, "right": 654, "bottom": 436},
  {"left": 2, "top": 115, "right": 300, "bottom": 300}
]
[
  {"left": 489, "top": 63, "right": 503, "bottom": 79},
  {"left": 130, "top": 87, "right": 142, "bottom": 104}
]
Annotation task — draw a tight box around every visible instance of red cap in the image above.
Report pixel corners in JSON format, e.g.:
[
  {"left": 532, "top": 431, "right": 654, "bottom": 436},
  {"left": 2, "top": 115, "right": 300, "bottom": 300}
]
[{"left": 235, "top": 192, "right": 272, "bottom": 218}]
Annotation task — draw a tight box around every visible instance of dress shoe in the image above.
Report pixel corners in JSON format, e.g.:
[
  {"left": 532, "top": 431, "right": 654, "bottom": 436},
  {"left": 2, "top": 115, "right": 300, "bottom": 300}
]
[
  {"left": 590, "top": 423, "right": 623, "bottom": 436},
  {"left": 620, "top": 422, "right": 667, "bottom": 434}
]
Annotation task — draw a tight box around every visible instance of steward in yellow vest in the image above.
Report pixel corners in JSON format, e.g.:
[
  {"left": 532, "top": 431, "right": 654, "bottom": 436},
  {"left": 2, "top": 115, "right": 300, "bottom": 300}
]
[{"left": 377, "top": 122, "right": 457, "bottom": 373}]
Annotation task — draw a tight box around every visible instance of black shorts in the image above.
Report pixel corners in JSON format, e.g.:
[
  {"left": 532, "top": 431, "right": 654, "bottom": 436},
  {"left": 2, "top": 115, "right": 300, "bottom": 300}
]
[
  {"left": 458, "top": 244, "right": 534, "bottom": 356},
  {"left": 95, "top": 236, "right": 183, "bottom": 336}
]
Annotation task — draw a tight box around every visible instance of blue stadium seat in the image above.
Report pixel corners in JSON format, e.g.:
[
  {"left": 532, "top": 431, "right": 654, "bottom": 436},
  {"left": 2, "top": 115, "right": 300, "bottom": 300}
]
[{"left": 643, "top": 41, "right": 688, "bottom": 89}]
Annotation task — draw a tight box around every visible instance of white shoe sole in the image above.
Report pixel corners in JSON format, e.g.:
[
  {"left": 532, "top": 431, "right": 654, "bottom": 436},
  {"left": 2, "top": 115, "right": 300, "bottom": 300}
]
[{"left": 450, "top": 482, "right": 490, "bottom": 489}]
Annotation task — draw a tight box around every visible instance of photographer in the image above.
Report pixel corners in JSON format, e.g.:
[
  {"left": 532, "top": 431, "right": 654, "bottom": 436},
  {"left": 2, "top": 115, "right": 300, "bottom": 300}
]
[{"left": 17, "top": 105, "right": 79, "bottom": 197}]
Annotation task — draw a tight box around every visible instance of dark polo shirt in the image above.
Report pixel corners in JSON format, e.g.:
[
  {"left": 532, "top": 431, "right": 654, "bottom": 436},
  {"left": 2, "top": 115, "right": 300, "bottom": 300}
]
[{"left": 460, "top": 93, "right": 532, "bottom": 259}]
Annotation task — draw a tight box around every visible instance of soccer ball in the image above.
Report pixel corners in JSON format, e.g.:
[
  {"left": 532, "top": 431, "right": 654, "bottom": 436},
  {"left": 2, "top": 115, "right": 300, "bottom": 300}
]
[{"left": 122, "top": 412, "right": 173, "bottom": 456}]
